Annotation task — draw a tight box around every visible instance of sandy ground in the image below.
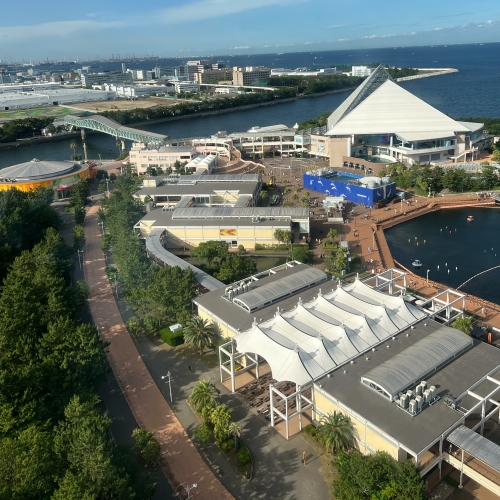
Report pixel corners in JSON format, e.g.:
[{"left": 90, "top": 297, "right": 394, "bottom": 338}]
[{"left": 68, "top": 97, "right": 189, "bottom": 113}]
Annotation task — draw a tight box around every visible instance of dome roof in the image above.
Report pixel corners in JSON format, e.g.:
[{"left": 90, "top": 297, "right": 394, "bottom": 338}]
[{"left": 0, "top": 159, "right": 76, "bottom": 181}]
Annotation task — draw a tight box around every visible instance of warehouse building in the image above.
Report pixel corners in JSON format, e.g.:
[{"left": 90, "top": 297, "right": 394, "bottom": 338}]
[{"left": 193, "top": 265, "right": 500, "bottom": 493}]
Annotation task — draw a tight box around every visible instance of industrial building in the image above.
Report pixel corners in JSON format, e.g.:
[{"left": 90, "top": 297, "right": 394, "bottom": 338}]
[
  {"left": 303, "top": 169, "right": 396, "bottom": 205},
  {"left": 0, "top": 158, "right": 96, "bottom": 197},
  {"left": 193, "top": 264, "right": 500, "bottom": 493},
  {"left": 81, "top": 71, "right": 133, "bottom": 87},
  {"left": 325, "top": 65, "right": 487, "bottom": 167},
  {"left": 0, "top": 86, "right": 115, "bottom": 110}
]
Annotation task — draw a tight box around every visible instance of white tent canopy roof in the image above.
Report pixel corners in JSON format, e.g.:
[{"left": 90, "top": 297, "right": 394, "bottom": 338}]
[{"left": 233, "top": 279, "right": 427, "bottom": 386}]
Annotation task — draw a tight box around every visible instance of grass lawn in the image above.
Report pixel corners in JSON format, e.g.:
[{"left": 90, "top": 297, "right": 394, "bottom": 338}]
[{"left": 0, "top": 106, "right": 74, "bottom": 120}]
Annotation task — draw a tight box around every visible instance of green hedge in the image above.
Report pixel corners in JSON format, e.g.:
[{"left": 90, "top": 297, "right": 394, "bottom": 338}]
[
  {"left": 159, "top": 328, "right": 184, "bottom": 346},
  {"left": 303, "top": 424, "right": 317, "bottom": 438}
]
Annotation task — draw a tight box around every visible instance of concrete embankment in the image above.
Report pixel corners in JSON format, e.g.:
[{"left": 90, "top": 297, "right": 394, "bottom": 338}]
[{"left": 396, "top": 68, "right": 458, "bottom": 82}]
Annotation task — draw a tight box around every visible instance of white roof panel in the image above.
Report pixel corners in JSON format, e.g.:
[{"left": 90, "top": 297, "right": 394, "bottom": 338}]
[{"left": 327, "top": 80, "right": 470, "bottom": 137}]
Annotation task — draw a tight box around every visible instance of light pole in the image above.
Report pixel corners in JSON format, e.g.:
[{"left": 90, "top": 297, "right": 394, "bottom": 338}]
[
  {"left": 98, "top": 153, "right": 102, "bottom": 163},
  {"left": 105, "top": 177, "right": 110, "bottom": 195},
  {"left": 98, "top": 222, "right": 105, "bottom": 235},
  {"left": 114, "top": 271, "right": 119, "bottom": 298},
  {"left": 426, "top": 269, "right": 430, "bottom": 285},
  {"left": 162, "top": 372, "right": 172, "bottom": 403},
  {"left": 186, "top": 484, "right": 197, "bottom": 499},
  {"left": 77, "top": 249, "right": 84, "bottom": 270}
]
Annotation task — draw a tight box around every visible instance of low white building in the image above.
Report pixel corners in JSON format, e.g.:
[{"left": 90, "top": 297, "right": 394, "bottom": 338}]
[
  {"left": 0, "top": 88, "right": 115, "bottom": 110},
  {"left": 184, "top": 155, "right": 218, "bottom": 174},
  {"left": 351, "top": 66, "right": 374, "bottom": 77},
  {"left": 174, "top": 81, "right": 200, "bottom": 93},
  {"left": 214, "top": 86, "right": 239, "bottom": 94},
  {"left": 102, "top": 84, "right": 174, "bottom": 98}
]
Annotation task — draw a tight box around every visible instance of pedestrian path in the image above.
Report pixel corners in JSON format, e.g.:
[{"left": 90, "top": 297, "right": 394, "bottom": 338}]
[{"left": 83, "top": 204, "right": 233, "bottom": 500}]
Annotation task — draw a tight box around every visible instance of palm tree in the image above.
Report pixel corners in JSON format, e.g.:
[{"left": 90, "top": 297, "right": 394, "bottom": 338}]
[
  {"left": 451, "top": 316, "right": 473, "bottom": 335},
  {"left": 183, "top": 316, "right": 217, "bottom": 354},
  {"left": 228, "top": 422, "right": 241, "bottom": 450},
  {"left": 327, "top": 229, "right": 338, "bottom": 244},
  {"left": 257, "top": 168, "right": 264, "bottom": 176},
  {"left": 70, "top": 141, "right": 77, "bottom": 159},
  {"left": 317, "top": 411, "right": 355, "bottom": 455},
  {"left": 211, "top": 404, "right": 232, "bottom": 442},
  {"left": 188, "top": 380, "right": 220, "bottom": 413}
]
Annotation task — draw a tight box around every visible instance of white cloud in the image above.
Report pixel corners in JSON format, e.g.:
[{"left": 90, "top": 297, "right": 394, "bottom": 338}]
[
  {"left": 337, "top": 38, "right": 350, "bottom": 42},
  {"left": 434, "top": 27, "right": 443, "bottom": 31},
  {"left": 0, "top": 20, "right": 121, "bottom": 40},
  {"left": 158, "top": 0, "right": 310, "bottom": 24},
  {"left": 232, "top": 46, "right": 250, "bottom": 49}
]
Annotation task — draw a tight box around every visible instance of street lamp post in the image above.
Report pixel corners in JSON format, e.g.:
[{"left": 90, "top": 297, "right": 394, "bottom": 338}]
[
  {"left": 426, "top": 269, "right": 430, "bottom": 285},
  {"left": 114, "top": 272, "right": 119, "bottom": 298},
  {"left": 161, "top": 372, "right": 172, "bottom": 403},
  {"left": 105, "top": 178, "right": 110, "bottom": 195},
  {"left": 186, "top": 484, "right": 197, "bottom": 499},
  {"left": 77, "top": 249, "right": 84, "bottom": 270},
  {"left": 98, "top": 153, "right": 102, "bottom": 163},
  {"left": 98, "top": 222, "right": 105, "bottom": 235}
]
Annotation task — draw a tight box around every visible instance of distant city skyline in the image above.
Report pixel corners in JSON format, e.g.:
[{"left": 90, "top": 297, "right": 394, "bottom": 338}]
[{"left": 1, "top": 0, "right": 500, "bottom": 62}]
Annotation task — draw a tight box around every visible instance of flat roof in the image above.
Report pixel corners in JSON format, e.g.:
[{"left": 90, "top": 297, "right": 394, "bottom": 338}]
[
  {"left": 194, "top": 264, "right": 331, "bottom": 332},
  {"left": 138, "top": 208, "right": 293, "bottom": 229},
  {"left": 135, "top": 181, "right": 258, "bottom": 197},
  {"left": 172, "top": 207, "right": 309, "bottom": 220},
  {"left": 316, "top": 320, "right": 500, "bottom": 454}
]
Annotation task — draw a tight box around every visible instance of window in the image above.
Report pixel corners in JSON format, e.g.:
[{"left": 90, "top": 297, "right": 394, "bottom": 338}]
[
  {"left": 430, "top": 153, "right": 440, "bottom": 161},
  {"left": 419, "top": 155, "right": 430, "bottom": 163}
]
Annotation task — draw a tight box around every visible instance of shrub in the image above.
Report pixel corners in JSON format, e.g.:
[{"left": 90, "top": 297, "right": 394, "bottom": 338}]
[
  {"left": 238, "top": 447, "right": 251, "bottom": 466},
  {"left": 303, "top": 424, "right": 317, "bottom": 438},
  {"left": 218, "top": 438, "right": 233, "bottom": 452},
  {"left": 74, "top": 206, "right": 85, "bottom": 225},
  {"left": 194, "top": 423, "right": 212, "bottom": 444},
  {"left": 159, "top": 328, "right": 184, "bottom": 346}
]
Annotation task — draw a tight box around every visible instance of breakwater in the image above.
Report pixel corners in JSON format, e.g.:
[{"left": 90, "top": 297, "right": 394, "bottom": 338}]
[{"left": 396, "top": 68, "right": 458, "bottom": 82}]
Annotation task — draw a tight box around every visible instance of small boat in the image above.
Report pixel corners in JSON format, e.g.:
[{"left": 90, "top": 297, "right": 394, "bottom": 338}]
[
  {"left": 467, "top": 216, "right": 474, "bottom": 221},
  {"left": 412, "top": 259, "right": 422, "bottom": 268}
]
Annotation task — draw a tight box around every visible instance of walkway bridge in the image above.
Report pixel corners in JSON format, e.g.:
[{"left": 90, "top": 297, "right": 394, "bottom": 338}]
[{"left": 64, "top": 114, "right": 168, "bottom": 144}]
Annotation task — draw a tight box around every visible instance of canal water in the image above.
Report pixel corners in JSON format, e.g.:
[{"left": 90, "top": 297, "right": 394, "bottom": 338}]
[{"left": 384, "top": 208, "right": 500, "bottom": 304}]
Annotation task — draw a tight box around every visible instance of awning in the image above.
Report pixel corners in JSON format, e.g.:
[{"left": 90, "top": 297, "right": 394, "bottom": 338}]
[{"left": 448, "top": 425, "right": 500, "bottom": 473}]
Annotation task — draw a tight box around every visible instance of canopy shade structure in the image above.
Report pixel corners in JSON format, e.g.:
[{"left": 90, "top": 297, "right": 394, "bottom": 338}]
[
  {"left": 233, "top": 278, "right": 427, "bottom": 386},
  {"left": 361, "top": 327, "right": 473, "bottom": 400},
  {"left": 0, "top": 158, "right": 76, "bottom": 181},
  {"left": 448, "top": 425, "right": 500, "bottom": 473}
]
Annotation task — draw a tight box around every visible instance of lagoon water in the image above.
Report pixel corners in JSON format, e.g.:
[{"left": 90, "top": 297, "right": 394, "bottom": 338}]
[
  {"left": 1, "top": 42, "right": 499, "bottom": 168},
  {"left": 384, "top": 208, "right": 500, "bottom": 304}
]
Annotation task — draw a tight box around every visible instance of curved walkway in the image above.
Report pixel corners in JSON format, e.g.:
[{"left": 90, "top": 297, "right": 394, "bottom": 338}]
[{"left": 83, "top": 203, "right": 233, "bottom": 500}]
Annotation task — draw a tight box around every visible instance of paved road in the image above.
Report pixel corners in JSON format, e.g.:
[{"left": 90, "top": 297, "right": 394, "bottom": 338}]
[{"left": 83, "top": 204, "right": 233, "bottom": 500}]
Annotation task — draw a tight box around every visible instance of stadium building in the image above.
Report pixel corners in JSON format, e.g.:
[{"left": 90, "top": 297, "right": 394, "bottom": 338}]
[{"left": 0, "top": 159, "right": 96, "bottom": 197}]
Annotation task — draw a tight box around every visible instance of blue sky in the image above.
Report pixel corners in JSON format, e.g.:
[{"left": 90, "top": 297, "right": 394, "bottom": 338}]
[{"left": 1, "top": 0, "right": 500, "bottom": 61}]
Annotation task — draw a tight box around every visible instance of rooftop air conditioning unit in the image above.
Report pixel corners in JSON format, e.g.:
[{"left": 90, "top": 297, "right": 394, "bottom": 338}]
[
  {"left": 400, "top": 394, "right": 408, "bottom": 409},
  {"left": 409, "top": 399, "right": 417, "bottom": 414},
  {"left": 406, "top": 390, "right": 413, "bottom": 399},
  {"left": 416, "top": 385, "right": 423, "bottom": 396},
  {"left": 415, "top": 395, "right": 423, "bottom": 410},
  {"left": 423, "top": 389, "right": 431, "bottom": 404},
  {"left": 421, "top": 381, "right": 427, "bottom": 391}
]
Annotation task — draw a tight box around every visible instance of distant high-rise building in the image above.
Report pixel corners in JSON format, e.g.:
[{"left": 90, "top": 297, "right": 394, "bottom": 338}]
[
  {"left": 122, "top": 63, "right": 127, "bottom": 73},
  {"left": 232, "top": 66, "right": 271, "bottom": 86}
]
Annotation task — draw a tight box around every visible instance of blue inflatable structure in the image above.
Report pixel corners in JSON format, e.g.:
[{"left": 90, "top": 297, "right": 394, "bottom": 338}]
[{"left": 303, "top": 169, "right": 396, "bottom": 206}]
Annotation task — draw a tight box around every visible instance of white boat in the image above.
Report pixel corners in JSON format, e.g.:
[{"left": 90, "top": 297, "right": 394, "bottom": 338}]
[{"left": 412, "top": 259, "right": 422, "bottom": 268}]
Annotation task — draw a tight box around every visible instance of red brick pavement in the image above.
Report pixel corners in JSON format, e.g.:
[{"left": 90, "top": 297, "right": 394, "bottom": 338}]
[{"left": 83, "top": 204, "right": 233, "bottom": 500}]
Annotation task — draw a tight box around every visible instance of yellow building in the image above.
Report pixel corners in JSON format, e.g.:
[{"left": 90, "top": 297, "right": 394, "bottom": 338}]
[
  {"left": 0, "top": 158, "right": 96, "bottom": 198},
  {"left": 136, "top": 206, "right": 310, "bottom": 251}
]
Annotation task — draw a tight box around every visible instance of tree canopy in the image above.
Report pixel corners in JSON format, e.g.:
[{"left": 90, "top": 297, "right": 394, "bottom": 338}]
[{"left": 333, "top": 451, "right": 426, "bottom": 500}]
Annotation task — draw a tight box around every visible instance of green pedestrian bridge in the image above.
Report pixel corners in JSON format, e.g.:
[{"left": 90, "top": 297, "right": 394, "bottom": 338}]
[{"left": 64, "top": 114, "right": 168, "bottom": 143}]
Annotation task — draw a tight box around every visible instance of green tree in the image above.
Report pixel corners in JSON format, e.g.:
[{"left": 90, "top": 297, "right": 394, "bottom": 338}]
[
  {"left": 327, "top": 229, "right": 338, "bottom": 243},
  {"left": 210, "top": 404, "right": 232, "bottom": 443},
  {"left": 451, "top": 316, "right": 474, "bottom": 335},
  {"left": 132, "top": 428, "right": 161, "bottom": 466},
  {"left": 190, "top": 241, "right": 229, "bottom": 267},
  {"left": 479, "top": 165, "right": 498, "bottom": 190},
  {"left": 183, "top": 316, "right": 217, "bottom": 354},
  {"left": 291, "top": 245, "right": 314, "bottom": 264},
  {"left": 188, "top": 380, "right": 220, "bottom": 413},
  {"left": 73, "top": 225, "right": 86, "bottom": 251},
  {"left": 194, "top": 423, "right": 212, "bottom": 444},
  {"left": 214, "top": 254, "right": 257, "bottom": 283},
  {"left": 70, "top": 141, "right": 77, "bottom": 160},
  {"left": 70, "top": 180, "right": 90, "bottom": 210},
  {"left": 283, "top": 187, "right": 292, "bottom": 201},
  {"left": 317, "top": 411, "right": 355, "bottom": 455},
  {"left": 228, "top": 422, "right": 241, "bottom": 450}
]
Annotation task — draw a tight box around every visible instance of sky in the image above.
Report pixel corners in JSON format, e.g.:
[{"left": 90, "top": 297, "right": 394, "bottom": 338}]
[{"left": 1, "top": 0, "right": 500, "bottom": 61}]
